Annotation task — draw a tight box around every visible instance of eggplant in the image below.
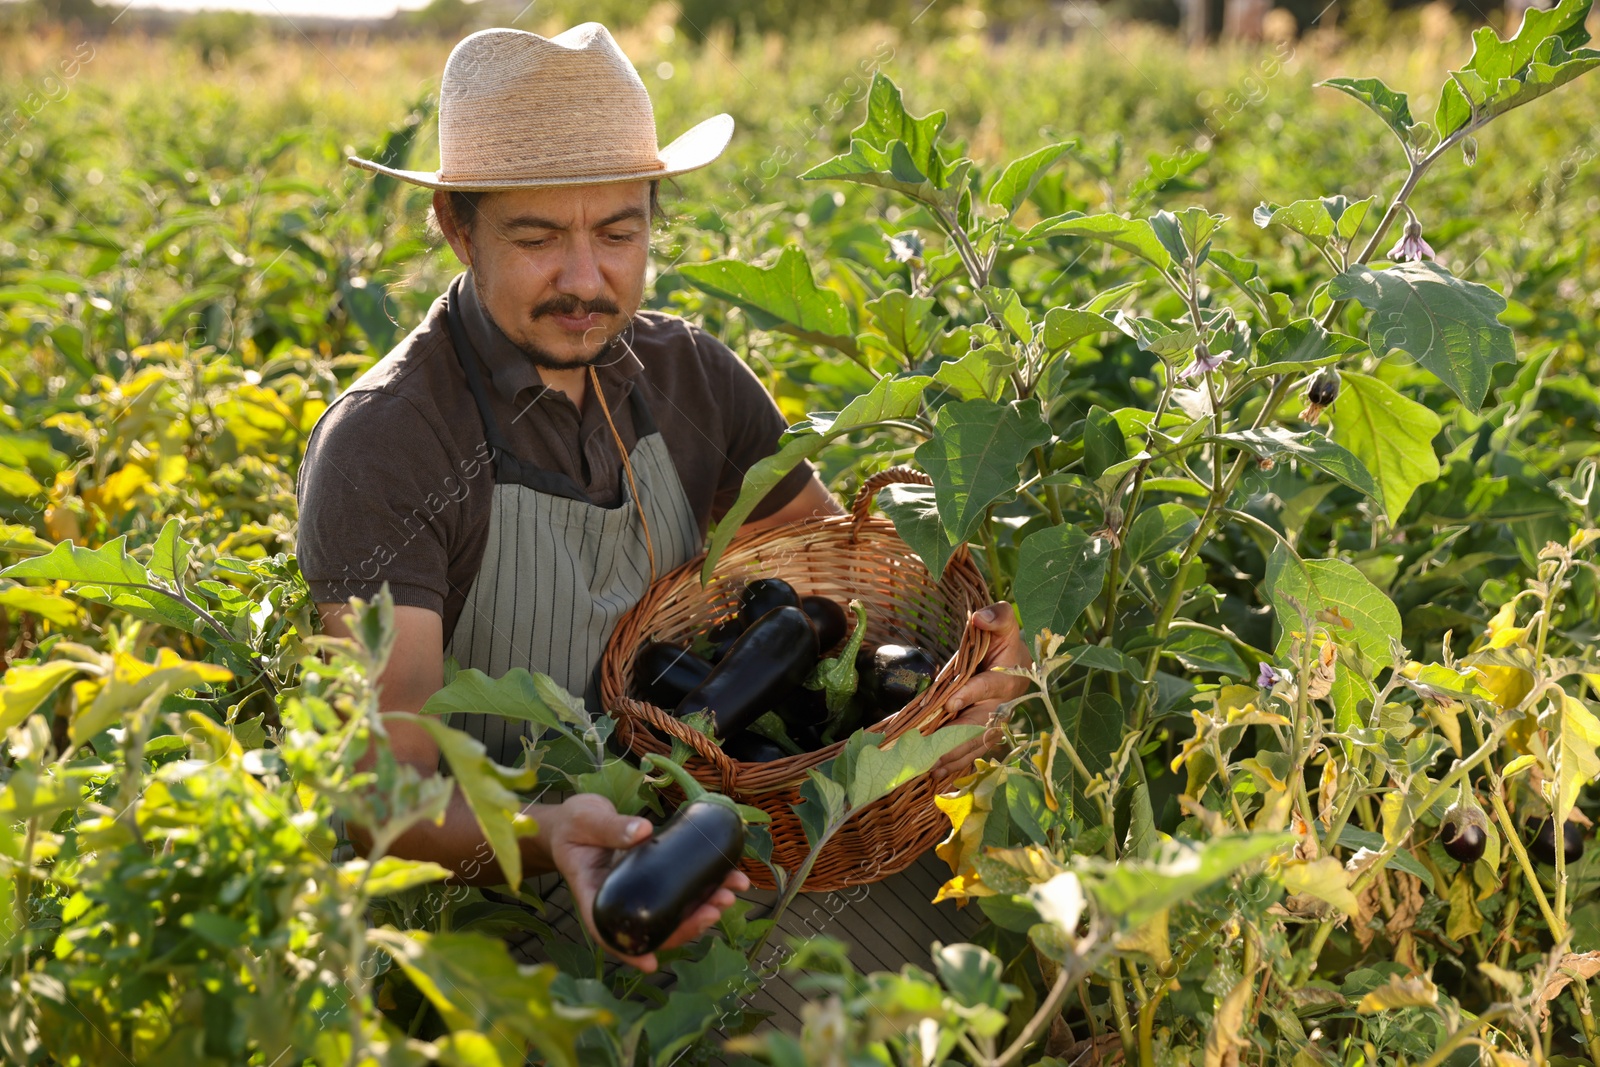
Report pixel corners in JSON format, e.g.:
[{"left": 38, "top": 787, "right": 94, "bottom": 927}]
[
  {"left": 868, "top": 644, "right": 941, "bottom": 714},
  {"left": 1528, "top": 820, "right": 1585, "bottom": 866},
  {"left": 632, "top": 642, "right": 714, "bottom": 707},
  {"left": 777, "top": 687, "right": 829, "bottom": 732},
  {"left": 592, "top": 798, "right": 744, "bottom": 956},
  {"left": 676, "top": 605, "right": 819, "bottom": 738},
  {"left": 738, "top": 578, "right": 800, "bottom": 629},
  {"left": 700, "top": 617, "right": 745, "bottom": 663},
  {"left": 799, "top": 595, "right": 848, "bottom": 652},
  {"left": 722, "top": 732, "right": 791, "bottom": 763}
]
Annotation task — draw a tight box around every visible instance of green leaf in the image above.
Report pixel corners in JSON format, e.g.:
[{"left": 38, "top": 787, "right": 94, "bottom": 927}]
[
  {"left": 864, "top": 290, "right": 940, "bottom": 366},
  {"left": 1261, "top": 544, "right": 1401, "bottom": 663},
  {"left": 1254, "top": 318, "right": 1368, "bottom": 371},
  {"left": 0, "top": 586, "right": 81, "bottom": 626},
  {"left": 1082, "top": 405, "right": 1129, "bottom": 481},
  {"left": 1329, "top": 261, "right": 1516, "bottom": 412},
  {"left": 702, "top": 375, "right": 930, "bottom": 582},
  {"left": 395, "top": 715, "right": 539, "bottom": 890},
  {"left": 145, "top": 517, "right": 192, "bottom": 592},
  {"left": 795, "top": 768, "right": 849, "bottom": 848},
  {"left": 0, "top": 534, "right": 200, "bottom": 633},
  {"left": 76, "top": 649, "right": 233, "bottom": 745},
  {"left": 345, "top": 855, "right": 454, "bottom": 897},
  {"left": 1329, "top": 371, "right": 1442, "bottom": 524},
  {"left": 1014, "top": 524, "right": 1114, "bottom": 640},
  {"left": 978, "top": 287, "right": 1034, "bottom": 344},
  {"left": 988, "top": 141, "right": 1076, "bottom": 216},
  {"left": 1252, "top": 198, "right": 1338, "bottom": 244},
  {"left": 1020, "top": 212, "right": 1174, "bottom": 270},
  {"left": 933, "top": 346, "right": 1008, "bottom": 402},
  {"left": 1078, "top": 834, "right": 1294, "bottom": 928},
  {"left": 1336, "top": 826, "right": 1435, "bottom": 891},
  {"left": 1218, "top": 427, "right": 1378, "bottom": 500},
  {"left": 877, "top": 483, "right": 958, "bottom": 581},
  {"left": 1319, "top": 77, "right": 1422, "bottom": 150},
  {"left": 914, "top": 398, "right": 1051, "bottom": 546},
  {"left": 571, "top": 759, "right": 649, "bottom": 817},
  {"left": 1163, "top": 631, "right": 1250, "bottom": 677},
  {"left": 1124, "top": 503, "right": 1199, "bottom": 567},
  {"left": 845, "top": 724, "right": 984, "bottom": 809},
  {"left": 370, "top": 929, "right": 601, "bottom": 1067},
  {"left": 0, "top": 661, "right": 84, "bottom": 734},
  {"left": 935, "top": 943, "right": 1015, "bottom": 1011},
  {"left": 421, "top": 667, "right": 589, "bottom": 735},
  {"left": 1041, "top": 307, "right": 1116, "bottom": 355},
  {"left": 678, "top": 246, "right": 856, "bottom": 355},
  {"left": 1434, "top": 0, "right": 1600, "bottom": 138},
  {"left": 802, "top": 74, "right": 963, "bottom": 204}
]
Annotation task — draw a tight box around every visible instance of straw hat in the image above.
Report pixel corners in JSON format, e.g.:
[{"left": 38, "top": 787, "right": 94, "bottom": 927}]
[{"left": 347, "top": 23, "right": 733, "bottom": 190}]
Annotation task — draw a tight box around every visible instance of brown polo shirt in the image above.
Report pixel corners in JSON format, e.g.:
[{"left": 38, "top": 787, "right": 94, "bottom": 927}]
[{"left": 295, "top": 271, "right": 813, "bottom": 637}]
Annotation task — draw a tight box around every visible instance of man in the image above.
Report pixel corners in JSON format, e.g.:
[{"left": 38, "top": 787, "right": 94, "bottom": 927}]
[{"left": 296, "top": 23, "right": 1028, "bottom": 1000}]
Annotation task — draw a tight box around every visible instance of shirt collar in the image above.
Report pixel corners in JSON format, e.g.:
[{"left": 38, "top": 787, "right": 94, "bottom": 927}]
[{"left": 452, "top": 270, "right": 644, "bottom": 407}]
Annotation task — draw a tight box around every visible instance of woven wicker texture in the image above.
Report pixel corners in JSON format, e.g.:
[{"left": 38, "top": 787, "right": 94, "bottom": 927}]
[
  {"left": 346, "top": 23, "right": 734, "bottom": 190},
  {"left": 601, "top": 467, "right": 992, "bottom": 892}
]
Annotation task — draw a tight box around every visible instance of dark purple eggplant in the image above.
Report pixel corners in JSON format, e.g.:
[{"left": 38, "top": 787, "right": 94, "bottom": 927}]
[
  {"left": 799, "top": 595, "right": 848, "bottom": 652},
  {"left": 1440, "top": 804, "right": 1488, "bottom": 864},
  {"left": 632, "top": 642, "right": 714, "bottom": 708},
  {"left": 1528, "top": 820, "right": 1585, "bottom": 865},
  {"left": 864, "top": 644, "right": 941, "bottom": 714},
  {"left": 676, "top": 606, "right": 819, "bottom": 738},
  {"left": 592, "top": 798, "right": 744, "bottom": 956},
  {"left": 738, "top": 578, "right": 800, "bottom": 629},
  {"left": 700, "top": 616, "right": 745, "bottom": 663},
  {"left": 722, "top": 732, "right": 791, "bottom": 763}
]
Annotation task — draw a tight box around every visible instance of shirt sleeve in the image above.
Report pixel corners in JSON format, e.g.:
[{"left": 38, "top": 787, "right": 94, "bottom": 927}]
[
  {"left": 295, "top": 390, "right": 456, "bottom": 617},
  {"left": 693, "top": 328, "right": 818, "bottom": 523}
]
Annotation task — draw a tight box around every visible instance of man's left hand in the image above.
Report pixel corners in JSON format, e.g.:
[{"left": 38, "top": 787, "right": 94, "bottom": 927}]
[{"left": 933, "top": 602, "right": 1031, "bottom": 780}]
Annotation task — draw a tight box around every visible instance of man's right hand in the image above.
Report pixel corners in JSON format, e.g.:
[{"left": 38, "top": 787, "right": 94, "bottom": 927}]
[{"left": 540, "top": 793, "right": 751, "bottom": 974}]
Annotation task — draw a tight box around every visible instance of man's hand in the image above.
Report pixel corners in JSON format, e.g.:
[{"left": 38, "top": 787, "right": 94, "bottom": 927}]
[
  {"left": 933, "top": 603, "right": 1031, "bottom": 780},
  {"left": 544, "top": 793, "right": 751, "bottom": 974}
]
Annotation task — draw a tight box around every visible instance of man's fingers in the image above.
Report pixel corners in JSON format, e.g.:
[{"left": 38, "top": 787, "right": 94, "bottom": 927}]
[
  {"left": 723, "top": 869, "right": 752, "bottom": 893},
  {"left": 947, "top": 670, "right": 1026, "bottom": 713}
]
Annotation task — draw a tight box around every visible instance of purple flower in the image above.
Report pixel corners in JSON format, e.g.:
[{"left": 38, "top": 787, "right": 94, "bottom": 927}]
[
  {"left": 1179, "top": 345, "right": 1231, "bottom": 380},
  {"left": 1388, "top": 219, "right": 1435, "bottom": 263},
  {"left": 1257, "top": 662, "right": 1282, "bottom": 690}
]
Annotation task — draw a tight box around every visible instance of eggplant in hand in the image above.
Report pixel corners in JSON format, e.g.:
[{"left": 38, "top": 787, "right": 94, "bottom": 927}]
[
  {"left": 799, "top": 595, "right": 848, "bottom": 652},
  {"left": 592, "top": 757, "right": 746, "bottom": 957},
  {"left": 738, "top": 578, "right": 800, "bottom": 628},
  {"left": 632, "top": 642, "right": 714, "bottom": 707},
  {"left": 676, "top": 605, "right": 819, "bottom": 738}
]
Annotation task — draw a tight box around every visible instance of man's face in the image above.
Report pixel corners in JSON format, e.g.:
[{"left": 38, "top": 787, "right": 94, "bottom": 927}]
[{"left": 441, "top": 181, "right": 651, "bottom": 369}]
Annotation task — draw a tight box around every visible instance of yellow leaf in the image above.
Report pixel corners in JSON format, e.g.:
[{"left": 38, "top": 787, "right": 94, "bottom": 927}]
[
  {"left": 82, "top": 463, "right": 151, "bottom": 521},
  {"left": 0, "top": 661, "right": 85, "bottom": 734},
  {"left": 1356, "top": 973, "right": 1438, "bottom": 1013},
  {"left": 1114, "top": 907, "right": 1171, "bottom": 968},
  {"left": 1381, "top": 791, "right": 1407, "bottom": 847},
  {"left": 1447, "top": 870, "right": 1483, "bottom": 941},
  {"left": 1204, "top": 977, "right": 1251, "bottom": 1067},
  {"left": 1502, "top": 754, "right": 1537, "bottom": 779},
  {"left": 1547, "top": 694, "right": 1600, "bottom": 825},
  {"left": 1470, "top": 602, "right": 1536, "bottom": 712},
  {"left": 1280, "top": 856, "right": 1361, "bottom": 918},
  {"left": 74, "top": 649, "right": 232, "bottom": 745},
  {"left": 934, "top": 760, "right": 1006, "bottom": 901}
]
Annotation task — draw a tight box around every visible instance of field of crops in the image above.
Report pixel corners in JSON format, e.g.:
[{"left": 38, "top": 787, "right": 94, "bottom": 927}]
[{"left": 3, "top": 3, "right": 1600, "bottom": 1064}]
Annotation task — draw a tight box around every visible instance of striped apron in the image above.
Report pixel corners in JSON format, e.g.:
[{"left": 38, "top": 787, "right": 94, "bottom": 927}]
[{"left": 419, "top": 294, "right": 978, "bottom": 1028}]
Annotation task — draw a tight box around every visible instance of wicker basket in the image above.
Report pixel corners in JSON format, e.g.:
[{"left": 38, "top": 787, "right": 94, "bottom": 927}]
[{"left": 600, "top": 467, "right": 992, "bottom": 893}]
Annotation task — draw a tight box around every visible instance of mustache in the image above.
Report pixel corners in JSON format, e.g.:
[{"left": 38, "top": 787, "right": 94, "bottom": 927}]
[{"left": 531, "top": 296, "right": 621, "bottom": 320}]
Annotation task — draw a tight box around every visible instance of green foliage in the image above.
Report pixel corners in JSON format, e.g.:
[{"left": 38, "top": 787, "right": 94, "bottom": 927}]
[{"left": 3, "top": 12, "right": 1600, "bottom": 1067}]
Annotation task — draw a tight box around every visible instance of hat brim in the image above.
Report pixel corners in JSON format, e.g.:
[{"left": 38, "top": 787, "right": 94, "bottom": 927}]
[{"left": 347, "top": 112, "right": 733, "bottom": 191}]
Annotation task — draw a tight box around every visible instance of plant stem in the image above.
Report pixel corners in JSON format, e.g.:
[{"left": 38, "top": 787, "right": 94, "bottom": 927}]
[
  {"left": 1107, "top": 959, "right": 1137, "bottom": 1059},
  {"left": 1487, "top": 785, "right": 1561, "bottom": 934}
]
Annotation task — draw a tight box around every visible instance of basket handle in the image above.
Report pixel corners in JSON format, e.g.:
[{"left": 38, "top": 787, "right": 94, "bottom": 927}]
[{"left": 851, "top": 466, "right": 931, "bottom": 534}]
